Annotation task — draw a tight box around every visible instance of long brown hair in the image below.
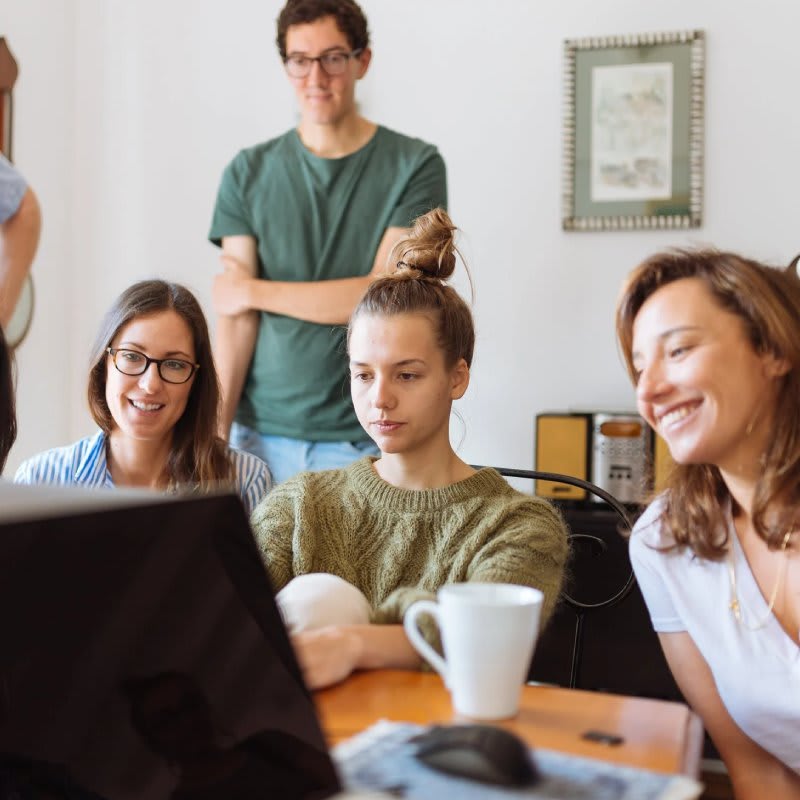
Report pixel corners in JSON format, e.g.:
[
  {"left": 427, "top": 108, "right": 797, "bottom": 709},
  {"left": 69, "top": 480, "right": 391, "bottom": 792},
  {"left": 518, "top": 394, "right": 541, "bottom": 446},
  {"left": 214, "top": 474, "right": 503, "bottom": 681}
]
[
  {"left": 87, "top": 280, "right": 234, "bottom": 490},
  {"left": 0, "top": 325, "right": 16, "bottom": 473},
  {"left": 616, "top": 249, "right": 800, "bottom": 559},
  {"left": 348, "top": 208, "right": 475, "bottom": 370}
]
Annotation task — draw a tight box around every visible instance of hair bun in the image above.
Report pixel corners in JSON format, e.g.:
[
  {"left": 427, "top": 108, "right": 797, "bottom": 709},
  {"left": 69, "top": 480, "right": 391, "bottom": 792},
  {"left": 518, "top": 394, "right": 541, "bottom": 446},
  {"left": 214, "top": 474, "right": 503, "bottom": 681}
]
[{"left": 394, "top": 208, "right": 457, "bottom": 281}]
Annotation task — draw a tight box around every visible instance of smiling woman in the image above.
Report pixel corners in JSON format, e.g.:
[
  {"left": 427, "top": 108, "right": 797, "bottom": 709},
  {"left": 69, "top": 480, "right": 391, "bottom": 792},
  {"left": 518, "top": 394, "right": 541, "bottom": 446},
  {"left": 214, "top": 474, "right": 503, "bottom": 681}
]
[
  {"left": 616, "top": 250, "right": 800, "bottom": 798},
  {"left": 14, "top": 281, "right": 270, "bottom": 515}
]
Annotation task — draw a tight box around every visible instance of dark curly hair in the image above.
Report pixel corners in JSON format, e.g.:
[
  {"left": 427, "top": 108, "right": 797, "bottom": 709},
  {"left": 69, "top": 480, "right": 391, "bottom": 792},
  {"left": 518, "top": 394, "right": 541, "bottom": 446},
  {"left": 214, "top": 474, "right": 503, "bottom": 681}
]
[{"left": 276, "top": 0, "right": 369, "bottom": 60}]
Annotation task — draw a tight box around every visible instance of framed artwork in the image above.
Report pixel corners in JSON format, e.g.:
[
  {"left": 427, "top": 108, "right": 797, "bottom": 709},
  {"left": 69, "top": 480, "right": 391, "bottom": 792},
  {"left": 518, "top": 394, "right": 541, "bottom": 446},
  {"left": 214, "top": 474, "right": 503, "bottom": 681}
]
[{"left": 562, "top": 30, "right": 705, "bottom": 231}]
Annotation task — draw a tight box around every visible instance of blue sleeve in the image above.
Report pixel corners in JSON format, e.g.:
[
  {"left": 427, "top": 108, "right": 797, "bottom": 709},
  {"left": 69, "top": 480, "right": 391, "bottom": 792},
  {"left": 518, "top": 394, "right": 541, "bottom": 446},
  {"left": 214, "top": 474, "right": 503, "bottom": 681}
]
[
  {"left": 230, "top": 447, "right": 271, "bottom": 517},
  {"left": 13, "top": 452, "right": 57, "bottom": 485},
  {"left": 14, "top": 457, "right": 38, "bottom": 484},
  {"left": 0, "top": 154, "right": 28, "bottom": 224}
]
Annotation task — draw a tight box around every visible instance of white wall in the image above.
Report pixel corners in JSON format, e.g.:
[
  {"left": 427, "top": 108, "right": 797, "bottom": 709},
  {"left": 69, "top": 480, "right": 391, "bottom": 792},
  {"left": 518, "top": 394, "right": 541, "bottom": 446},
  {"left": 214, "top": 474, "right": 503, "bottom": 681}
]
[{"left": 3, "top": 0, "right": 799, "bottom": 475}]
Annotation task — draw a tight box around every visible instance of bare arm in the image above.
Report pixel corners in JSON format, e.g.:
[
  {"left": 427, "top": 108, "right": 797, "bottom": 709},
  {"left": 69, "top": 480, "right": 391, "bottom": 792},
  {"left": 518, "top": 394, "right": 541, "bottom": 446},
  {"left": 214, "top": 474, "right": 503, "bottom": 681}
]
[
  {"left": 213, "top": 235, "right": 259, "bottom": 439},
  {"left": 658, "top": 632, "right": 800, "bottom": 799},
  {"left": 212, "top": 226, "right": 409, "bottom": 326},
  {"left": 0, "top": 188, "right": 41, "bottom": 328},
  {"left": 291, "top": 624, "right": 421, "bottom": 690}
]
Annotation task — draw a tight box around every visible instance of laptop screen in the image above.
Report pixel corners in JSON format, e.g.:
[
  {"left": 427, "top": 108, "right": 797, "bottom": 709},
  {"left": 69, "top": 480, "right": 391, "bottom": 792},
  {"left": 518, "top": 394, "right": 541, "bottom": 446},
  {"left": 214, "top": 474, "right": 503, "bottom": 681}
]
[{"left": 0, "top": 491, "right": 342, "bottom": 799}]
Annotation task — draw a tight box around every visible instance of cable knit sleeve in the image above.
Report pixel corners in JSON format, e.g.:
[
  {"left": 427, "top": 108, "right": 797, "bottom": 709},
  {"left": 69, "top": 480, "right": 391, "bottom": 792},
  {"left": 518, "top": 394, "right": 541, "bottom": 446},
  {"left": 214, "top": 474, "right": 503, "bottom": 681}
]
[
  {"left": 249, "top": 479, "right": 303, "bottom": 593},
  {"left": 372, "top": 587, "right": 440, "bottom": 650},
  {"left": 374, "top": 489, "right": 569, "bottom": 655},
  {"left": 464, "top": 496, "right": 569, "bottom": 625}
]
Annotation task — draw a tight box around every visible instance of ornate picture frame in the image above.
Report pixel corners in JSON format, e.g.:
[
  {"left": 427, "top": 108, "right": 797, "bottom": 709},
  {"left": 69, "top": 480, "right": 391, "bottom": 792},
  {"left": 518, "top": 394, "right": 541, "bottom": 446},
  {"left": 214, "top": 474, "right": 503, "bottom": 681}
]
[{"left": 562, "top": 30, "right": 705, "bottom": 231}]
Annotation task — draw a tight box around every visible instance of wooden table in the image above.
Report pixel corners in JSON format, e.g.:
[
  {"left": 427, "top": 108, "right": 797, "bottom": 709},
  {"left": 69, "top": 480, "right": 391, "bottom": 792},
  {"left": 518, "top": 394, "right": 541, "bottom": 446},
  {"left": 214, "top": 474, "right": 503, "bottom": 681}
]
[{"left": 315, "top": 670, "right": 703, "bottom": 778}]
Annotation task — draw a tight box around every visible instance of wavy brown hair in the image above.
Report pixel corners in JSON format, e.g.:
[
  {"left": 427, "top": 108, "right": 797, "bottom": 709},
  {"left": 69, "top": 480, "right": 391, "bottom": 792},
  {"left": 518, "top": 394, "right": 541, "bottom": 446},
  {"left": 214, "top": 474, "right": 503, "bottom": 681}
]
[
  {"left": 616, "top": 249, "right": 800, "bottom": 559},
  {"left": 348, "top": 208, "right": 475, "bottom": 370},
  {"left": 87, "top": 280, "right": 234, "bottom": 491},
  {"left": 0, "top": 325, "right": 16, "bottom": 473},
  {"left": 276, "top": 0, "right": 369, "bottom": 60}
]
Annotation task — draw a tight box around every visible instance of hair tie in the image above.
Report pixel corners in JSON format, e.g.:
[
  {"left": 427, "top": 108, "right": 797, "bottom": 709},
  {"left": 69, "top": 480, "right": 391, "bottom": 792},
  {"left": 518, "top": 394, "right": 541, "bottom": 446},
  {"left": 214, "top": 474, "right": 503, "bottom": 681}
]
[{"left": 396, "top": 260, "right": 410, "bottom": 270}]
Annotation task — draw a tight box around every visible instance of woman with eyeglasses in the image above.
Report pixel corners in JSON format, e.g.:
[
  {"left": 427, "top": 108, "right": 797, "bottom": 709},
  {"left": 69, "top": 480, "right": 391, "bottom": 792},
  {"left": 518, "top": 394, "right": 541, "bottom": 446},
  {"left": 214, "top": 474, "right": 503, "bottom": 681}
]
[{"left": 15, "top": 280, "right": 269, "bottom": 514}]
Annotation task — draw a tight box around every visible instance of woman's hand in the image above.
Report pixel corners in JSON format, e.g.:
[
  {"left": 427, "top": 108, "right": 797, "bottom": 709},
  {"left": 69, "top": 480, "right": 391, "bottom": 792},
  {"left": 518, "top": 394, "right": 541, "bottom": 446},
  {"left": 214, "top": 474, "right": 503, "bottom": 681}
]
[
  {"left": 291, "top": 626, "right": 363, "bottom": 690},
  {"left": 290, "top": 624, "right": 422, "bottom": 690}
]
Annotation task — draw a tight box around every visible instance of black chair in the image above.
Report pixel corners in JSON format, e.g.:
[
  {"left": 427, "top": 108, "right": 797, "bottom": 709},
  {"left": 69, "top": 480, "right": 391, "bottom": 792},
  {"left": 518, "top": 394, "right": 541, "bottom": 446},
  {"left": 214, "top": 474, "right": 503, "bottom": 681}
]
[{"left": 481, "top": 467, "right": 635, "bottom": 690}]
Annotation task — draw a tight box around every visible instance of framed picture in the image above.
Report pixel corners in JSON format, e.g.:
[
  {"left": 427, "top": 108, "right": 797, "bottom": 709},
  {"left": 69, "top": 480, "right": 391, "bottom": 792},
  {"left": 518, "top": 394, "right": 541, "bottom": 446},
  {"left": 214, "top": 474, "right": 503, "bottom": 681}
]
[{"left": 562, "top": 30, "right": 705, "bottom": 231}]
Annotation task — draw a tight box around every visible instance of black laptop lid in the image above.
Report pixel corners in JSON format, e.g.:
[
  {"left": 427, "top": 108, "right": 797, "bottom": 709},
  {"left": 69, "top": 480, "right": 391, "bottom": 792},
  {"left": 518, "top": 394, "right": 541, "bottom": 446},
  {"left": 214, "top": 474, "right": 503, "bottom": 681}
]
[{"left": 0, "top": 491, "right": 341, "bottom": 799}]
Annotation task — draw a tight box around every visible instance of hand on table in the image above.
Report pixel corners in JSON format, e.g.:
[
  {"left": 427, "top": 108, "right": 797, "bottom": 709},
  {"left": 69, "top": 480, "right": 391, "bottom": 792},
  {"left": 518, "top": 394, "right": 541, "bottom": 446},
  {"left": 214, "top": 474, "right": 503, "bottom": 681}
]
[{"left": 291, "top": 626, "right": 363, "bottom": 690}]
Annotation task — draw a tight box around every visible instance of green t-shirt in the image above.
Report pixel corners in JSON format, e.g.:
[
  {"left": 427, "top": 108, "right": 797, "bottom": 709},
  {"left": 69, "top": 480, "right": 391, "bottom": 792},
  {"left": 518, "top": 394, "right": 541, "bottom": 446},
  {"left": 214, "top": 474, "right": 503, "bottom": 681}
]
[{"left": 209, "top": 126, "right": 447, "bottom": 441}]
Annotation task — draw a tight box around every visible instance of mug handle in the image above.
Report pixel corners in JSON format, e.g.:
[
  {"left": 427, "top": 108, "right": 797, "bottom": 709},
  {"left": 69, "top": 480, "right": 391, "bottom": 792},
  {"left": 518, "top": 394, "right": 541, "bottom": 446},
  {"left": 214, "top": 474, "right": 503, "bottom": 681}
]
[{"left": 403, "top": 600, "right": 448, "bottom": 680}]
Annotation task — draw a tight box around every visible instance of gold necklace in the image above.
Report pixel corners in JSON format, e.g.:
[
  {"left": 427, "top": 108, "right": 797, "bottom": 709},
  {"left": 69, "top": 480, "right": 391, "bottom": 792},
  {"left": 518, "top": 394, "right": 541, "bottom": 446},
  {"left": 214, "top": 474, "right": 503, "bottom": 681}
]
[{"left": 727, "top": 529, "right": 792, "bottom": 631}]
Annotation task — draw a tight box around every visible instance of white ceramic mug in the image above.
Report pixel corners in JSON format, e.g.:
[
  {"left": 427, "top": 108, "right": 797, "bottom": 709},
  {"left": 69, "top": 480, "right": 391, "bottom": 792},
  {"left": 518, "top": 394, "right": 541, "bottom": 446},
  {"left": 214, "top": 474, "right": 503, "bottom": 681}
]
[{"left": 403, "top": 582, "right": 544, "bottom": 720}]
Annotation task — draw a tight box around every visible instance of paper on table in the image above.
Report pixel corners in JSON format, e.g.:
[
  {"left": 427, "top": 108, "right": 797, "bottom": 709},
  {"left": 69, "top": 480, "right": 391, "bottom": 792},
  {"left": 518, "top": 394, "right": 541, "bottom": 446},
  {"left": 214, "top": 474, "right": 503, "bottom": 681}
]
[{"left": 334, "top": 721, "right": 703, "bottom": 800}]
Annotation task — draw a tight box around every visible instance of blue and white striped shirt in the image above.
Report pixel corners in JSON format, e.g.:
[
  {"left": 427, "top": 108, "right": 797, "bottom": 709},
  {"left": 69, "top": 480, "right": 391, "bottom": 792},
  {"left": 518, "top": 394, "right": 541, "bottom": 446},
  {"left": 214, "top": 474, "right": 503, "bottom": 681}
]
[{"left": 14, "top": 430, "right": 271, "bottom": 517}]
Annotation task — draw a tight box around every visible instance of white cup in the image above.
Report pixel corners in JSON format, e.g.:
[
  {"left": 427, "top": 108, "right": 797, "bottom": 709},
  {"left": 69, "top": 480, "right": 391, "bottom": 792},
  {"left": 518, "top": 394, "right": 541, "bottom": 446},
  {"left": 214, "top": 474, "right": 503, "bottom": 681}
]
[{"left": 403, "top": 582, "right": 544, "bottom": 720}]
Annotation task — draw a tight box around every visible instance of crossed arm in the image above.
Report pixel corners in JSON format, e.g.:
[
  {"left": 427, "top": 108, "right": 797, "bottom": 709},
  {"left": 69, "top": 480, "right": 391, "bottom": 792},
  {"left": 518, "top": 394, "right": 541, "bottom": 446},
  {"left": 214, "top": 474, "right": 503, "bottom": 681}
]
[
  {"left": 0, "top": 187, "right": 41, "bottom": 329},
  {"left": 658, "top": 632, "right": 800, "bottom": 799},
  {"left": 212, "top": 226, "right": 408, "bottom": 439}
]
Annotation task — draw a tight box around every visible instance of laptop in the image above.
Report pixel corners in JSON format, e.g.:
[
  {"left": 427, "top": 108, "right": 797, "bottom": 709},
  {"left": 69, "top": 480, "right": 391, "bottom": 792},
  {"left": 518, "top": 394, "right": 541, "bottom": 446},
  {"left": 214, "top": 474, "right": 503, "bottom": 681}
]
[{"left": 0, "top": 486, "right": 390, "bottom": 799}]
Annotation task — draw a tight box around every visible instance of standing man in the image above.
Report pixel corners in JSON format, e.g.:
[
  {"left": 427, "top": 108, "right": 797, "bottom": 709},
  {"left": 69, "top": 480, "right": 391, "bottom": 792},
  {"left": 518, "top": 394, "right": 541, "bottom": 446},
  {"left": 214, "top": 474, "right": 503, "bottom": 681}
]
[
  {"left": 0, "top": 154, "right": 40, "bottom": 330},
  {"left": 209, "top": 0, "right": 447, "bottom": 486}
]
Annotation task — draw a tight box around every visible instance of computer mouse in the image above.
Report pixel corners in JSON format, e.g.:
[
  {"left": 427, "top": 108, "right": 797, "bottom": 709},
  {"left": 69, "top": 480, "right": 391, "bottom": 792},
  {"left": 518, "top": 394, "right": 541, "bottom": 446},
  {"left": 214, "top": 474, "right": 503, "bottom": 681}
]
[{"left": 412, "top": 724, "right": 540, "bottom": 787}]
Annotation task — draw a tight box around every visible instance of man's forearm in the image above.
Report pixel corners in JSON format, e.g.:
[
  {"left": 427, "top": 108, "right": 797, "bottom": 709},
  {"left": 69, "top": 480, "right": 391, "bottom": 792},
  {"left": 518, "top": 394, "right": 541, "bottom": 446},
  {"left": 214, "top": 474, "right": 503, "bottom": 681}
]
[
  {"left": 214, "top": 312, "right": 259, "bottom": 439},
  {"left": 0, "top": 189, "right": 41, "bottom": 328},
  {"left": 247, "top": 274, "right": 374, "bottom": 325}
]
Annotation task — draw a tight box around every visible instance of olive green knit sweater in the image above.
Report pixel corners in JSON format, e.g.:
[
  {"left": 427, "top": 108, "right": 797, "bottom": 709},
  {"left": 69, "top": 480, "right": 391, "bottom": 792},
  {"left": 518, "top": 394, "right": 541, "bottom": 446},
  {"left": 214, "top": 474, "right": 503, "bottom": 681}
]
[{"left": 250, "top": 456, "right": 569, "bottom": 633}]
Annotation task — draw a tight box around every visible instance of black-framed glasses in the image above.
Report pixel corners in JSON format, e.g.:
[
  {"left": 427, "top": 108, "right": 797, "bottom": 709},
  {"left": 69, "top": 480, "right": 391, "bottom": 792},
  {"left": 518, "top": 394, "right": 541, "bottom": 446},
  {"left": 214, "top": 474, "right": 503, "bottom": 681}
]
[
  {"left": 107, "top": 348, "right": 199, "bottom": 385},
  {"left": 283, "top": 49, "right": 363, "bottom": 78}
]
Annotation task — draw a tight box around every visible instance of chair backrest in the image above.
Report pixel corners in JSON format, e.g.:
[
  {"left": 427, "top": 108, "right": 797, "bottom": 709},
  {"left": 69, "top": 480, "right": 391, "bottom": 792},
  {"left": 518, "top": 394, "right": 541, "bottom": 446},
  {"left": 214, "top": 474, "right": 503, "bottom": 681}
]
[
  {"left": 483, "top": 466, "right": 681, "bottom": 701},
  {"left": 479, "top": 466, "right": 635, "bottom": 690},
  {"left": 485, "top": 467, "right": 634, "bottom": 613}
]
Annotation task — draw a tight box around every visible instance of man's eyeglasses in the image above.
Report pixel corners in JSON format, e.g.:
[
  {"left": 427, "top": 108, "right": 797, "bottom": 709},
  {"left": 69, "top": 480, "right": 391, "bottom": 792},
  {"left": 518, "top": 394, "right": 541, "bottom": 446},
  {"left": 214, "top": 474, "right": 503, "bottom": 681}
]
[
  {"left": 107, "top": 348, "right": 199, "bottom": 385},
  {"left": 284, "top": 49, "right": 363, "bottom": 79}
]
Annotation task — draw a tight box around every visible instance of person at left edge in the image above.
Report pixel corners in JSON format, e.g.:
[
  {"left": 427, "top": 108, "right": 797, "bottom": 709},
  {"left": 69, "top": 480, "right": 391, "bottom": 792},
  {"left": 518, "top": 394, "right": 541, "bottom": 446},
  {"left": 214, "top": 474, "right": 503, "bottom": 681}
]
[
  {"left": 0, "top": 323, "right": 15, "bottom": 473},
  {"left": 14, "top": 280, "right": 270, "bottom": 515},
  {"left": 0, "top": 153, "right": 41, "bottom": 329}
]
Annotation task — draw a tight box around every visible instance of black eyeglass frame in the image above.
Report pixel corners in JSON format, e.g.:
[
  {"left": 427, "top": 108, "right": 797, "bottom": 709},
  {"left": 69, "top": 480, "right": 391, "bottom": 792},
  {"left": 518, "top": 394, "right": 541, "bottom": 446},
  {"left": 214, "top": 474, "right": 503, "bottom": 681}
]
[
  {"left": 107, "top": 347, "right": 200, "bottom": 385},
  {"left": 283, "top": 49, "right": 364, "bottom": 78}
]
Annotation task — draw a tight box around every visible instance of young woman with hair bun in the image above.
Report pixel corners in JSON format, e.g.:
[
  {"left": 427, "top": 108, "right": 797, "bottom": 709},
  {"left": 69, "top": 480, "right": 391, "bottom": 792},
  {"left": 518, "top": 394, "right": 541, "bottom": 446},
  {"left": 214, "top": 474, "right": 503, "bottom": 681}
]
[{"left": 250, "top": 208, "right": 568, "bottom": 689}]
